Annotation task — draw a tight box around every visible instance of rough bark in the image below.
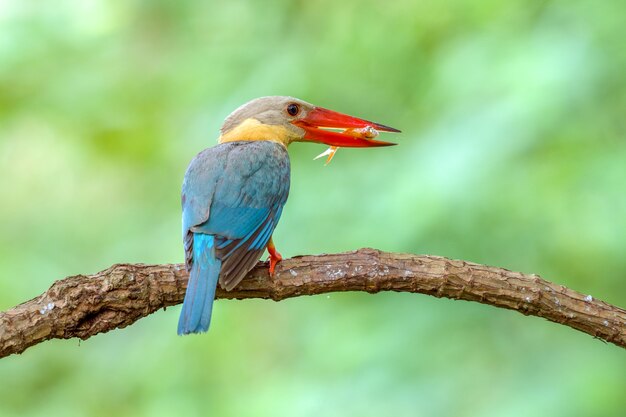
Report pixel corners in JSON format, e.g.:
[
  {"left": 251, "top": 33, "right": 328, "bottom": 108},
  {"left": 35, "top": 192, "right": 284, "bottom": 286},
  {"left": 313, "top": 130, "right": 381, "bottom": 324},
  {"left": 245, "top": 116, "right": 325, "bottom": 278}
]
[{"left": 1, "top": 248, "right": 624, "bottom": 358}]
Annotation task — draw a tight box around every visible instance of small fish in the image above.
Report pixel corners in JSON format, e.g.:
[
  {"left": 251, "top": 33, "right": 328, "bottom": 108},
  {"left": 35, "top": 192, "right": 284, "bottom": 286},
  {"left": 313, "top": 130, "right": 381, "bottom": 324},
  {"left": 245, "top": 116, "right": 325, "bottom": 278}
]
[{"left": 314, "top": 126, "right": 380, "bottom": 165}]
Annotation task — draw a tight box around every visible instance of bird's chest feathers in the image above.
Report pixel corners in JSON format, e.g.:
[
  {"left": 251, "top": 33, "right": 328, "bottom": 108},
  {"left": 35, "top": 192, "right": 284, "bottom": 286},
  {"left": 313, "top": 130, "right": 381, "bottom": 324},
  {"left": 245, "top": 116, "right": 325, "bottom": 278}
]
[{"left": 219, "top": 118, "right": 290, "bottom": 146}]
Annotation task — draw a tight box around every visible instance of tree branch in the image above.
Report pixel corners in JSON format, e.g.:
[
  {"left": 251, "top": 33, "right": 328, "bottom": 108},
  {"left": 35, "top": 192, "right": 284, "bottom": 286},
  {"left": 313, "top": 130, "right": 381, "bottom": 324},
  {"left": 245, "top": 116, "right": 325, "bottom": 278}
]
[{"left": 1, "top": 248, "right": 624, "bottom": 358}]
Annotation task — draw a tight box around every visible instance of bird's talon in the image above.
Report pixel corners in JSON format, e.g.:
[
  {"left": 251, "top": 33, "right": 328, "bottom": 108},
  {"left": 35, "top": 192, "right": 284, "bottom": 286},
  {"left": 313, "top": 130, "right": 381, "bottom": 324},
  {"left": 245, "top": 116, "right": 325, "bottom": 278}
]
[
  {"left": 267, "top": 237, "right": 282, "bottom": 276},
  {"left": 268, "top": 251, "right": 282, "bottom": 276}
]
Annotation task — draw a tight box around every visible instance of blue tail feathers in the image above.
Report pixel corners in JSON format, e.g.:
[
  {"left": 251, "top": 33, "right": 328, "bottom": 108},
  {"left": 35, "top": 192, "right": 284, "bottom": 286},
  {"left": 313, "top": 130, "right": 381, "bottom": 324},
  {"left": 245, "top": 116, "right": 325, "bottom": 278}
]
[{"left": 178, "top": 233, "right": 221, "bottom": 335}]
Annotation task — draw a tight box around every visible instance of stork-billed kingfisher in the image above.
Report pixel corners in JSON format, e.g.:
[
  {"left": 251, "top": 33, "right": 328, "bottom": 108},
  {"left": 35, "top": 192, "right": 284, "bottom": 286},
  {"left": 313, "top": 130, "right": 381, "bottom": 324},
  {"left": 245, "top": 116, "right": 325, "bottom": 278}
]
[{"left": 178, "top": 96, "right": 399, "bottom": 335}]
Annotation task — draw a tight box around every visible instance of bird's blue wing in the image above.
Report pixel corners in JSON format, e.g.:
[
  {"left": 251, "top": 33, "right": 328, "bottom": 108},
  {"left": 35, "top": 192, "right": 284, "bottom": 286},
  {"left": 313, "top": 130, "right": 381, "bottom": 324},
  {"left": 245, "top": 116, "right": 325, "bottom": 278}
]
[{"left": 182, "top": 141, "right": 290, "bottom": 290}]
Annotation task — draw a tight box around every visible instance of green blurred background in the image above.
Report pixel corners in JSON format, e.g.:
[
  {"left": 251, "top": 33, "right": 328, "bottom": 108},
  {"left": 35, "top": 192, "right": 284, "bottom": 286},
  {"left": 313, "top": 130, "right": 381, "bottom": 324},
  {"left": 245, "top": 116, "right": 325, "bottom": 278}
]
[{"left": 1, "top": 0, "right": 625, "bottom": 416}]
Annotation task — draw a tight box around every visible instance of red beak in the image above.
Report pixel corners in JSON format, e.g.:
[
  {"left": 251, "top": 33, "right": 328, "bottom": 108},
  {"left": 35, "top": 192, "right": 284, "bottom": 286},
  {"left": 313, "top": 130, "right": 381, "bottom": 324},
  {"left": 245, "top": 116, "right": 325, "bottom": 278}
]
[{"left": 292, "top": 107, "right": 400, "bottom": 147}]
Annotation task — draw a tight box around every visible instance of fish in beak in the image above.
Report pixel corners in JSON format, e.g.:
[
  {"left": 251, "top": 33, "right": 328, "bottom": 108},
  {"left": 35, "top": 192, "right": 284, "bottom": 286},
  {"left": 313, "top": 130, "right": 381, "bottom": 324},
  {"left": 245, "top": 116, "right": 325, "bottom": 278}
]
[
  {"left": 311, "top": 127, "right": 378, "bottom": 164},
  {"left": 291, "top": 106, "right": 400, "bottom": 165},
  {"left": 292, "top": 107, "right": 400, "bottom": 147}
]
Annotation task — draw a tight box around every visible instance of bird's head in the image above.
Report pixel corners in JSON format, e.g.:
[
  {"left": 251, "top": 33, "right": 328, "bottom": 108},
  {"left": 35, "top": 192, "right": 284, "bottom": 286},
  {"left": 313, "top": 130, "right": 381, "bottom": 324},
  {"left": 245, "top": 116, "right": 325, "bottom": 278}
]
[{"left": 218, "top": 96, "right": 399, "bottom": 148}]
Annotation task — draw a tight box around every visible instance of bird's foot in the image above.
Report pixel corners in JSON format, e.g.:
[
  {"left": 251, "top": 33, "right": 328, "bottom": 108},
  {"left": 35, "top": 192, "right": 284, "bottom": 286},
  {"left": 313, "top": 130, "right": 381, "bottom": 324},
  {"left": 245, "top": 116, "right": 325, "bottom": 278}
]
[
  {"left": 268, "top": 251, "right": 282, "bottom": 276},
  {"left": 267, "top": 237, "right": 282, "bottom": 276}
]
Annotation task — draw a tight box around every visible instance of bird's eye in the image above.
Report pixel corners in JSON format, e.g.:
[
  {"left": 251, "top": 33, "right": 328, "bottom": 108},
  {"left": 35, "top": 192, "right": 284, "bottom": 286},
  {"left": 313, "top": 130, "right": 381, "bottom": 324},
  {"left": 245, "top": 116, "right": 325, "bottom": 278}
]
[{"left": 287, "top": 103, "right": 300, "bottom": 117}]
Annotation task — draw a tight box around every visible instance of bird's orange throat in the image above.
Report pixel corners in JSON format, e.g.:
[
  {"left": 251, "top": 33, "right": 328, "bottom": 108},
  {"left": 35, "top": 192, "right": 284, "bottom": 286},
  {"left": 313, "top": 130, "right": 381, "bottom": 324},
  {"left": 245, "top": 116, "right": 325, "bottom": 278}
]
[{"left": 218, "top": 118, "right": 292, "bottom": 147}]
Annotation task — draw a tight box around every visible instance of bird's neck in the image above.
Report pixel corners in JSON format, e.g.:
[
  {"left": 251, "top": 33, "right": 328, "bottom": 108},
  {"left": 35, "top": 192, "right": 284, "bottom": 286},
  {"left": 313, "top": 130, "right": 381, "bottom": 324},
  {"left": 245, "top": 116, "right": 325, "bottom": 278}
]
[{"left": 219, "top": 118, "right": 291, "bottom": 147}]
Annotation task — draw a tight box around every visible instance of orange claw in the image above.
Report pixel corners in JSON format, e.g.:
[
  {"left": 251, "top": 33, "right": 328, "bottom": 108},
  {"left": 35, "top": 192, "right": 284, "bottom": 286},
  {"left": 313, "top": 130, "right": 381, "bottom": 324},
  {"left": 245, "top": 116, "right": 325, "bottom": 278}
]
[{"left": 267, "top": 236, "right": 282, "bottom": 276}]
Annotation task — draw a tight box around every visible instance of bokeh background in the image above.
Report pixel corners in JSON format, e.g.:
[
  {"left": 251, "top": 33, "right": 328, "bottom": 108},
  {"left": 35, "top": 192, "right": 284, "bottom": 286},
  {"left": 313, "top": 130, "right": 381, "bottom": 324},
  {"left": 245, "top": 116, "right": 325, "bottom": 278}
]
[{"left": 1, "top": 1, "right": 625, "bottom": 416}]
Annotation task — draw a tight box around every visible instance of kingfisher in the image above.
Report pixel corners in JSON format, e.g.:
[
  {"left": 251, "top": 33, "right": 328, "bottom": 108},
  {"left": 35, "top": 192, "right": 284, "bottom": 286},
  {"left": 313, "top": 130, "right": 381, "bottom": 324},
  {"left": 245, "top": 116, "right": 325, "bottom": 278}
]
[{"left": 178, "top": 96, "right": 400, "bottom": 335}]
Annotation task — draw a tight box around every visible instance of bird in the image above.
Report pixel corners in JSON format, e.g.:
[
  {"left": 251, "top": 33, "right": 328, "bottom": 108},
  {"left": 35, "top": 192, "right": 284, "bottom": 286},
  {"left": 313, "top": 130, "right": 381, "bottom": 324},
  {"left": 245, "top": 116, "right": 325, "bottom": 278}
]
[{"left": 178, "top": 96, "right": 400, "bottom": 335}]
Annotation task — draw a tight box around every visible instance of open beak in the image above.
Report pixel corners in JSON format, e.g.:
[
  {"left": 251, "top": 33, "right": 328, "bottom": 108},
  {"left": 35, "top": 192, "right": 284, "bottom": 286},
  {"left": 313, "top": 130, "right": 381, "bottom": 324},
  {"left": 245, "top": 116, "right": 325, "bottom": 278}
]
[{"left": 292, "top": 107, "right": 400, "bottom": 147}]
